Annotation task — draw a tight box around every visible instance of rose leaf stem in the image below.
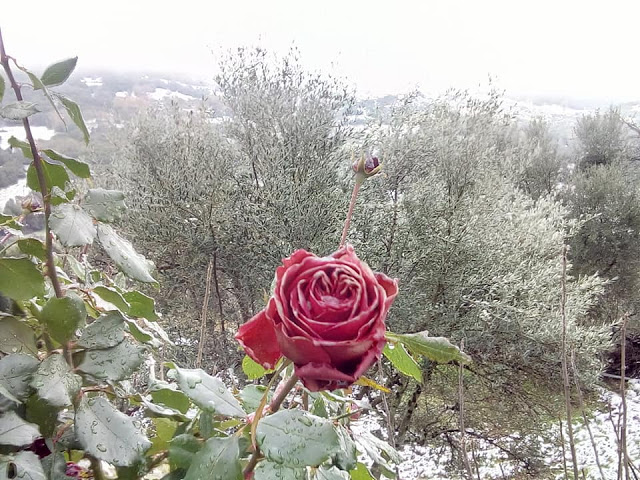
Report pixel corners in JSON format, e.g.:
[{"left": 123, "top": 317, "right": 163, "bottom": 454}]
[
  {"left": 269, "top": 374, "right": 299, "bottom": 414},
  {"left": 339, "top": 178, "right": 363, "bottom": 248},
  {"left": 243, "top": 374, "right": 299, "bottom": 478},
  {"left": 0, "top": 30, "right": 63, "bottom": 300},
  {"left": 0, "top": 29, "right": 72, "bottom": 366}
]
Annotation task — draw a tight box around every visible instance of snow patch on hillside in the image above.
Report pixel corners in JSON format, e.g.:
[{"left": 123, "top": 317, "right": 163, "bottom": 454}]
[
  {"left": 352, "top": 380, "right": 640, "bottom": 479},
  {"left": 148, "top": 88, "right": 195, "bottom": 102}
]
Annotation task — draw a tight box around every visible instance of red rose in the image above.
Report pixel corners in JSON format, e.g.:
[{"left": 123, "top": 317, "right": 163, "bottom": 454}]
[{"left": 235, "top": 245, "right": 398, "bottom": 391}]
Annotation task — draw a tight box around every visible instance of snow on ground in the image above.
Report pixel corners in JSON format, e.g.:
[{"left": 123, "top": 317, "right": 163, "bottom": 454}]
[
  {"left": 147, "top": 88, "right": 196, "bottom": 102},
  {"left": 0, "top": 126, "right": 56, "bottom": 150},
  {"left": 0, "top": 177, "right": 28, "bottom": 211},
  {"left": 81, "top": 76, "right": 103, "bottom": 87},
  {"left": 352, "top": 380, "right": 640, "bottom": 479}
]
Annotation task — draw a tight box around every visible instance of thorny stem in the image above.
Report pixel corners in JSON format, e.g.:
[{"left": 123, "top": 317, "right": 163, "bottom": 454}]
[
  {"left": 0, "top": 29, "right": 73, "bottom": 365},
  {"left": 243, "top": 373, "right": 299, "bottom": 478},
  {"left": 0, "top": 29, "right": 63, "bottom": 300},
  {"left": 339, "top": 178, "right": 363, "bottom": 248}
]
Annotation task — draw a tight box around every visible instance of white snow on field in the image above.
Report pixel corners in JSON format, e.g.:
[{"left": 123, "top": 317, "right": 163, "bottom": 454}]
[
  {"left": 0, "top": 126, "right": 56, "bottom": 150},
  {"left": 352, "top": 380, "right": 640, "bottom": 479},
  {"left": 0, "top": 177, "right": 28, "bottom": 211},
  {"left": 81, "top": 76, "right": 103, "bottom": 87},
  {"left": 148, "top": 88, "right": 195, "bottom": 102}
]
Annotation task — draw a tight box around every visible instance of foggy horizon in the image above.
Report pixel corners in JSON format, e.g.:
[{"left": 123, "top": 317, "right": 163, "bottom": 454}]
[{"left": 1, "top": 0, "right": 639, "bottom": 103}]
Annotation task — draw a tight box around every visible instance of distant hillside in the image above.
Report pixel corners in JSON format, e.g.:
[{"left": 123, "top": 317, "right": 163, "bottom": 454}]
[{"left": 1, "top": 69, "right": 638, "bottom": 161}]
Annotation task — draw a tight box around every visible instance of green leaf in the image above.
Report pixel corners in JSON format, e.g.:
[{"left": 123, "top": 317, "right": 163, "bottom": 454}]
[
  {"left": 75, "top": 396, "right": 151, "bottom": 467},
  {"left": 56, "top": 94, "right": 90, "bottom": 144},
  {"left": 30, "top": 353, "right": 81, "bottom": 407},
  {"left": 84, "top": 188, "right": 126, "bottom": 222},
  {"left": 97, "top": 224, "right": 156, "bottom": 283},
  {"left": 383, "top": 343, "right": 422, "bottom": 382},
  {"left": 169, "top": 365, "right": 245, "bottom": 418},
  {"left": 50, "top": 204, "right": 96, "bottom": 247},
  {"left": 123, "top": 290, "right": 158, "bottom": 320},
  {"left": 92, "top": 286, "right": 130, "bottom": 312},
  {"left": 147, "top": 418, "right": 178, "bottom": 456},
  {"left": 42, "top": 149, "right": 90, "bottom": 178},
  {"left": 349, "top": 463, "right": 375, "bottom": 480},
  {"left": 0, "top": 74, "right": 5, "bottom": 102},
  {"left": 0, "top": 258, "right": 45, "bottom": 301},
  {"left": 0, "top": 213, "right": 20, "bottom": 229},
  {"left": 0, "top": 317, "right": 38, "bottom": 355},
  {"left": 183, "top": 436, "right": 241, "bottom": 480},
  {"left": 7, "top": 136, "right": 33, "bottom": 159},
  {"left": 311, "top": 395, "right": 328, "bottom": 418},
  {"left": 27, "top": 159, "right": 70, "bottom": 193},
  {"left": 49, "top": 186, "right": 75, "bottom": 206},
  {"left": 0, "top": 101, "right": 39, "bottom": 120},
  {"left": 198, "top": 410, "right": 216, "bottom": 439},
  {"left": 76, "top": 338, "right": 146, "bottom": 382},
  {"left": 139, "top": 397, "right": 188, "bottom": 420},
  {"left": 255, "top": 461, "right": 306, "bottom": 480},
  {"left": 126, "top": 320, "right": 155, "bottom": 344},
  {"left": 333, "top": 425, "right": 357, "bottom": 471},
  {"left": 0, "top": 411, "right": 40, "bottom": 446},
  {"left": 168, "top": 434, "right": 201, "bottom": 470},
  {"left": 16, "top": 64, "right": 65, "bottom": 126},
  {"left": 314, "top": 466, "right": 350, "bottom": 480},
  {"left": 41, "top": 293, "right": 86, "bottom": 344},
  {"left": 354, "top": 431, "right": 402, "bottom": 475},
  {"left": 40, "top": 57, "right": 78, "bottom": 87},
  {"left": 77, "top": 311, "right": 125, "bottom": 349},
  {"left": 239, "top": 384, "right": 271, "bottom": 413},
  {"left": 0, "top": 354, "right": 39, "bottom": 402},
  {"left": 242, "top": 354, "right": 272, "bottom": 380},
  {"left": 7, "top": 451, "right": 46, "bottom": 480},
  {"left": 40, "top": 450, "right": 73, "bottom": 480},
  {"left": 25, "top": 394, "right": 59, "bottom": 438},
  {"left": 17, "top": 238, "right": 47, "bottom": 261},
  {"left": 150, "top": 384, "right": 191, "bottom": 414},
  {"left": 257, "top": 410, "right": 340, "bottom": 467},
  {"left": 386, "top": 331, "right": 471, "bottom": 365}
]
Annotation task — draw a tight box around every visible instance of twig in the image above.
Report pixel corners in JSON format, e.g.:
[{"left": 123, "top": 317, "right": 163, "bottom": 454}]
[
  {"left": 560, "top": 244, "right": 579, "bottom": 479},
  {"left": 339, "top": 178, "right": 362, "bottom": 248},
  {"left": 196, "top": 259, "right": 214, "bottom": 368},
  {"left": 559, "top": 419, "right": 568, "bottom": 480},
  {"left": 570, "top": 348, "right": 605, "bottom": 480},
  {"left": 458, "top": 339, "right": 473, "bottom": 479},
  {"left": 243, "top": 370, "right": 298, "bottom": 478},
  {"left": 620, "top": 314, "right": 630, "bottom": 480}
]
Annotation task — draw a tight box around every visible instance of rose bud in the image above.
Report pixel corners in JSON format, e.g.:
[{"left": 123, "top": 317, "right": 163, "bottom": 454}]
[
  {"left": 236, "top": 245, "right": 398, "bottom": 392},
  {"left": 352, "top": 152, "right": 382, "bottom": 180}
]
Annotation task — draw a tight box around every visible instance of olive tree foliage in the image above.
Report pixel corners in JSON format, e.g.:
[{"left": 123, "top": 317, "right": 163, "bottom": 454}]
[
  {"left": 566, "top": 108, "right": 640, "bottom": 318},
  {"left": 348, "top": 91, "right": 611, "bottom": 473},
  {"left": 574, "top": 107, "right": 630, "bottom": 169},
  {"left": 512, "top": 117, "right": 564, "bottom": 200},
  {"left": 108, "top": 48, "right": 356, "bottom": 369}
]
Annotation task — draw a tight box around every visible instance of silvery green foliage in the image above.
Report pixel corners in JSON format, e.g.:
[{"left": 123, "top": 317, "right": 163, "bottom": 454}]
[
  {"left": 345, "top": 91, "right": 612, "bottom": 473},
  {"left": 110, "top": 49, "right": 356, "bottom": 370},
  {"left": 574, "top": 107, "right": 630, "bottom": 169}
]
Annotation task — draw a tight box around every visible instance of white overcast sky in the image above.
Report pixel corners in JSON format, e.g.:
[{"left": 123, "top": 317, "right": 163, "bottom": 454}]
[{"left": 1, "top": 0, "right": 639, "bottom": 101}]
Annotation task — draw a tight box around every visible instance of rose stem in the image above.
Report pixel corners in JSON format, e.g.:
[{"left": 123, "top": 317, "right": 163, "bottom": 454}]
[
  {"left": 339, "top": 178, "right": 363, "bottom": 248},
  {"left": 243, "top": 374, "right": 299, "bottom": 478}
]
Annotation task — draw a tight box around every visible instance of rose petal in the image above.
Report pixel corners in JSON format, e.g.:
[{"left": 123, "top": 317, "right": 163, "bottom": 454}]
[
  {"left": 294, "top": 362, "right": 356, "bottom": 392},
  {"left": 235, "top": 309, "right": 282, "bottom": 369},
  {"left": 375, "top": 272, "right": 399, "bottom": 310},
  {"left": 274, "top": 323, "right": 332, "bottom": 365}
]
